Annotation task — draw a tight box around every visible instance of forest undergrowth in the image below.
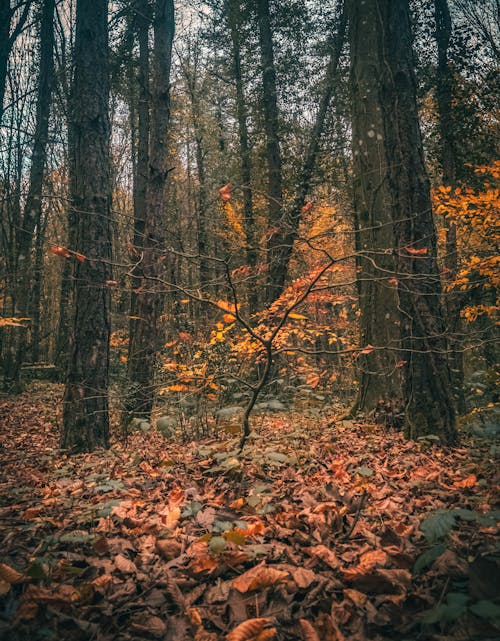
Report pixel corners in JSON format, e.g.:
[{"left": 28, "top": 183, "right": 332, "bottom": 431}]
[{"left": 0, "top": 383, "right": 499, "bottom": 641}]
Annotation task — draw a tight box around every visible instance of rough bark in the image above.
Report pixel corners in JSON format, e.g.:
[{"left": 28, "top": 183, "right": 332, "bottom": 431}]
[
  {"left": 62, "top": 0, "right": 112, "bottom": 452},
  {"left": 6, "top": 0, "right": 55, "bottom": 390},
  {"left": 256, "top": 0, "right": 284, "bottom": 305},
  {"left": 348, "top": 0, "right": 402, "bottom": 412},
  {"left": 127, "top": 0, "right": 174, "bottom": 419},
  {"left": 434, "top": 0, "right": 466, "bottom": 413},
  {"left": 376, "top": 0, "right": 457, "bottom": 442}
]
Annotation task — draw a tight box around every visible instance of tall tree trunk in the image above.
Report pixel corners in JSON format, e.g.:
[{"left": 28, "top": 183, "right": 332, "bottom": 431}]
[
  {"left": 434, "top": 0, "right": 466, "bottom": 414},
  {"left": 0, "top": 0, "right": 31, "bottom": 123},
  {"left": 127, "top": 0, "right": 174, "bottom": 419},
  {"left": 226, "top": 0, "right": 258, "bottom": 312},
  {"left": 6, "top": 0, "right": 55, "bottom": 390},
  {"left": 374, "top": 0, "right": 457, "bottom": 442},
  {"left": 256, "top": 0, "right": 284, "bottom": 305},
  {"left": 128, "top": 0, "right": 150, "bottom": 364},
  {"left": 62, "top": 0, "right": 112, "bottom": 452},
  {"left": 348, "top": 0, "right": 402, "bottom": 412}
]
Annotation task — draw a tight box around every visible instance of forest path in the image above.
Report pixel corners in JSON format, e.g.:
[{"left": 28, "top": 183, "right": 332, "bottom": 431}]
[{"left": 0, "top": 383, "right": 498, "bottom": 641}]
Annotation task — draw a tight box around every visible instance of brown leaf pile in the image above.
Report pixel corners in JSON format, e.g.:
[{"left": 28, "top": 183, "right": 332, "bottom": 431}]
[{"left": 0, "top": 383, "right": 498, "bottom": 641}]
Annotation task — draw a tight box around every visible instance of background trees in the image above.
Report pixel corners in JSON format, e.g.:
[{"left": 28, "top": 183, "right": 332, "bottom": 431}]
[{"left": 0, "top": 0, "right": 497, "bottom": 450}]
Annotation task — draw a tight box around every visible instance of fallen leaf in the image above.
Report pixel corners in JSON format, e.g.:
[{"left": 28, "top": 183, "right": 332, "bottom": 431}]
[{"left": 232, "top": 563, "right": 288, "bottom": 593}]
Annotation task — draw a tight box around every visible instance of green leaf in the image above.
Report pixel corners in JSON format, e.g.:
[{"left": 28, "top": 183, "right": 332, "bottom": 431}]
[
  {"left": 469, "top": 600, "right": 500, "bottom": 620},
  {"left": 420, "top": 510, "right": 457, "bottom": 543},
  {"left": 413, "top": 544, "right": 447, "bottom": 574}
]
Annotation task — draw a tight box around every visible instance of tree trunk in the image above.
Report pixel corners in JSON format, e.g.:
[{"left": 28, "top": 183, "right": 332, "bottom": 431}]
[
  {"left": 127, "top": 0, "right": 174, "bottom": 419},
  {"left": 348, "top": 0, "right": 402, "bottom": 412},
  {"left": 376, "top": 0, "right": 457, "bottom": 442},
  {"left": 256, "top": 0, "right": 284, "bottom": 305},
  {"left": 226, "top": 0, "right": 258, "bottom": 312},
  {"left": 434, "top": 0, "right": 466, "bottom": 414},
  {"left": 62, "top": 0, "right": 112, "bottom": 452},
  {"left": 7, "top": 0, "right": 55, "bottom": 390},
  {"left": 128, "top": 0, "right": 150, "bottom": 364},
  {"left": 0, "top": 0, "right": 31, "bottom": 123}
]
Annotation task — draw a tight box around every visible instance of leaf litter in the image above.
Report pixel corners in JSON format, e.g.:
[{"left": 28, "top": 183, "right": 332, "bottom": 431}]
[{"left": 0, "top": 383, "right": 498, "bottom": 640}]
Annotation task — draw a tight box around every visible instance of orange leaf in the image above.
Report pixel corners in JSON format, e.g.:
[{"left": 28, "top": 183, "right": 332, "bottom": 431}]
[
  {"left": 301, "top": 201, "right": 314, "bottom": 214},
  {"left": 219, "top": 183, "right": 232, "bottom": 202},
  {"left": 405, "top": 247, "right": 428, "bottom": 256},
  {"left": 222, "top": 313, "right": 236, "bottom": 323},
  {"left": 226, "top": 618, "right": 273, "bottom": 641},
  {"left": 232, "top": 563, "right": 288, "bottom": 593},
  {"left": 73, "top": 252, "right": 86, "bottom": 262},
  {"left": 0, "top": 563, "right": 24, "bottom": 584},
  {"left": 299, "top": 619, "right": 320, "bottom": 641},
  {"left": 50, "top": 245, "right": 71, "bottom": 258},
  {"left": 453, "top": 474, "right": 477, "bottom": 488}
]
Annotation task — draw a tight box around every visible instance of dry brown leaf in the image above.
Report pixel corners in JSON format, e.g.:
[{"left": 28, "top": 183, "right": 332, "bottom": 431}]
[
  {"left": 130, "top": 614, "right": 167, "bottom": 638},
  {"left": 91, "top": 573, "right": 113, "bottom": 594},
  {"left": 0, "top": 562, "right": 24, "bottom": 584},
  {"left": 343, "top": 588, "right": 368, "bottom": 606},
  {"left": 292, "top": 567, "right": 317, "bottom": 589},
  {"left": 113, "top": 553, "right": 137, "bottom": 574},
  {"left": 156, "top": 537, "right": 182, "bottom": 560},
  {"left": 232, "top": 563, "right": 288, "bottom": 593},
  {"left": 226, "top": 618, "right": 273, "bottom": 641},
  {"left": 304, "top": 545, "right": 340, "bottom": 569},
  {"left": 299, "top": 618, "right": 320, "bottom": 641}
]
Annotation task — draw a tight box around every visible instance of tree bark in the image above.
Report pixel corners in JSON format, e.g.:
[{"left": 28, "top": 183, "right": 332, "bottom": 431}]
[
  {"left": 376, "top": 0, "right": 457, "bottom": 442},
  {"left": 127, "top": 0, "right": 174, "bottom": 419},
  {"left": 434, "top": 0, "right": 466, "bottom": 413},
  {"left": 6, "top": 0, "right": 55, "bottom": 390},
  {"left": 348, "top": 0, "right": 402, "bottom": 412},
  {"left": 62, "top": 0, "right": 113, "bottom": 452}
]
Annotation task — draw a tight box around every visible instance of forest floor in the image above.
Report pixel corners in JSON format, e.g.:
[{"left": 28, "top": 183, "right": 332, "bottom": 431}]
[{"left": 0, "top": 382, "right": 499, "bottom": 641}]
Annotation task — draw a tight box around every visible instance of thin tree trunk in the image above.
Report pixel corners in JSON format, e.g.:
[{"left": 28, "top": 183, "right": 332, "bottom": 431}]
[
  {"left": 256, "top": 0, "right": 284, "bottom": 305},
  {"left": 8, "top": 0, "right": 55, "bottom": 390},
  {"left": 127, "top": 0, "right": 174, "bottom": 419},
  {"left": 434, "top": 0, "right": 466, "bottom": 413},
  {"left": 128, "top": 0, "right": 150, "bottom": 364},
  {"left": 62, "top": 0, "right": 112, "bottom": 452}
]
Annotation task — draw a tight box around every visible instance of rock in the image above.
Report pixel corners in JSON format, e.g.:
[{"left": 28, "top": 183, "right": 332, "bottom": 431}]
[
  {"left": 156, "top": 415, "right": 176, "bottom": 437},
  {"left": 462, "top": 404, "right": 500, "bottom": 439},
  {"left": 215, "top": 406, "right": 243, "bottom": 422},
  {"left": 139, "top": 421, "right": 151, "bottom": 432},
  {"left": 254, "top": 399, "right": 286, "bottom": 412}
]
